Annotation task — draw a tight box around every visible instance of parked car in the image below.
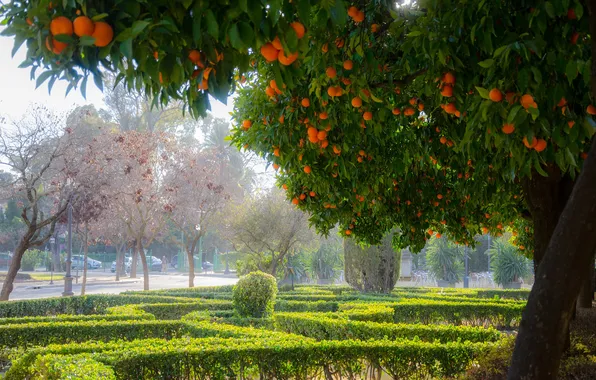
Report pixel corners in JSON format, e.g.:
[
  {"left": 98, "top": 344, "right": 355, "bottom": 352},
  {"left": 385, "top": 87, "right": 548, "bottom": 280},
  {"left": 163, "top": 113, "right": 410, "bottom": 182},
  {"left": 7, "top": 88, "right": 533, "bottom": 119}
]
[
  {"left": 170, "top": 255, "right": 202, "bottom": 270},
  {"left": 0, "top": 253, "right": 12, "bottom": 268},
  {"left": 119, "top": 256, "right": 162, "bottom": 272},
  {"left": 71, "top": 255, "right": 101, "bottom": 270}
]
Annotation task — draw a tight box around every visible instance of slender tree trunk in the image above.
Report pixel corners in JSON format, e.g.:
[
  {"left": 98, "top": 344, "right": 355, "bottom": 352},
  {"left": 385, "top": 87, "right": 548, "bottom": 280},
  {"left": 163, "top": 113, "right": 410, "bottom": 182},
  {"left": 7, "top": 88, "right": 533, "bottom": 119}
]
[
  {"left": 115, "top": 246, "right": 122, "bottom": 282},
  {"left": 81, "top": 223, "right": 88, "bottom": 296},
  {"left": 52, "top": 231, "right": 61, "bottom": 272},
  {"left": 577, "top": 256, "right": 595, "bottom": 308},
  {"left": 187, "top": 247, "right": 195, "bottom": 288},
  {"left": 130, "top": 239, "right": 138, "bottom": 278},
  {"left": 137, "top": 239, "right": 149, "bottom": 291},
  {"left": 0, "top": 234, "right": 31, "bottom": 301}
]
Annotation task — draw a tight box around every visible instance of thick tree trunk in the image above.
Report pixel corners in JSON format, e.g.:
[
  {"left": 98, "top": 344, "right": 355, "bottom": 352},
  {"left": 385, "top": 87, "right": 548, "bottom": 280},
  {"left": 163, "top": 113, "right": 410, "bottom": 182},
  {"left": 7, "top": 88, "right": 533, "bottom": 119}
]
[
  {"left": 81, "top": 223, "right": 88, "bottom": 296},
  {"left": 577, "top": 256, "right": 595, "bottom": 309},
  {"left": 130, "top": 239, "right": 138, "bottom": 278},
  {"left": 0, "top": 235, "right": 31, "bottom": 301},
  {"left": 137, "top": 239, "right": 149, "bottom": 291},
  {"left": 508, "top": 142, "right": 596, "bottom": 378}
]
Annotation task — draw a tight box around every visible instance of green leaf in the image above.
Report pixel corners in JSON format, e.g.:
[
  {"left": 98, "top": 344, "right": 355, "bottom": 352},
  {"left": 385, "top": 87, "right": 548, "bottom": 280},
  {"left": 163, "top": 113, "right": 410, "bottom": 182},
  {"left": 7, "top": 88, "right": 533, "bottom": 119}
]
[
  {"left": 507, "top": 105, "right": 523, "bottom": 123},
  {"left": 477, "top": 59, "right": 494, "bottom": 68},
  {"left": 91, "top": 13, "right": 109, "bottom": 21},
  {"left": 35, "top": 71, "right": 53, "bottom": 89},
  {"left": 247, "top": 0, "right": 263, "bottom": 25},
  {"left": 575, "top": 3, "right": 584, "bottom": 19},
  {"left": 285, "top": 27, "right": 298, "bottom": 51},
  {"left": 528, "top": 106, "right": 540, "bottom": 121},
  {"left": 131, "top": 20, "right": 150, "bottom": 38},
  {"left": 120, "top": 39, "right": 133, "bottom": 59},
  {"left": 93, "top": 72, "right": 103, "bottom": 91},
  {"left": 11, "top": 35, "right": 26, "bottom": 58},
  {"left": 566, "top": 61, "right": 578, "bottom": 84},
  {"left": 81, "top": 75, "right": 88, "bottom": 99},
  {"left": 238, "top": 22, "right": 254, "bottom": 48},
  {"left": 329, "top": 0, "right": 347, "bottom": 26},
  {"left": 239, "top": 0, "right": 248, "bottom": 12},
  {"left": 297, "top": 0, "right": 311, "bottom": 24},
  {"left": 566, "top": 147, "right": 577, "bottom": 167},
  {"left": 229, "top": 24, "right": 244, "bottom": 50},
  {"left": 534, "top": 157, "right": 549, "bottom": 177},
  {"left": 475, "top": 86, "right": 490, "bottom": 100},
  {"left": 407, "top": 31, "right": 422, "bottom": 37},
  {"left": 268, "top": 0, "right": 282, "bottom": 26},
  {"left": 493, "top": 45, "right": 508, "bottom": 57},
  {"left": 54, "top": 34, "right": 75, "bottom": 43},
  {"left": 79, "top": 35, "right": 96, "bottom": 46},
  {"left": 544, "top": 2, "right": 555, "bottom": 18},
  {"left": 205, "top": 10, "right": 219, "bottom": 39}
]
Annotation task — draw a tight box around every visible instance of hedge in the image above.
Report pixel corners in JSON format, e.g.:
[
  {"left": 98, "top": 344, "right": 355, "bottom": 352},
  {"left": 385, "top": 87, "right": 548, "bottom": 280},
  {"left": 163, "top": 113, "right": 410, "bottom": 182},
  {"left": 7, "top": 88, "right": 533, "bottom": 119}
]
[
  {"left": 125, "top": 285, "right": 235, "bottom": 295},
  {"left": 393, "top": 299, "right": 525, "bottom": 327},
  {"left": 274, "top": 299, "right": 339, "bottom": 312},
  {"left": 476, "top": 289, "right": 530, "bottom": 300},
  {"left": 6, "top": 336, "right": 493, "bottom": 380},
  {"left": 32, "top": 354, "right": 116, "bottom": 380},
  {"left": 338, "top": 302, "right": 398, "bottom": 323},
  {"left": 0, "top": 294, "right": 196, "bottom": 318},
  {"left": 273, "top": 312, "right": 502, "bottom": 343},
  {"left": 0, "top": 312, "right": 155, "bottom": 325},
  {"left": 394, "top": 291, "right": 525, "bottom": 304},
  {"left": 181, "top": 310, "right": 276, "bottom": 329}
]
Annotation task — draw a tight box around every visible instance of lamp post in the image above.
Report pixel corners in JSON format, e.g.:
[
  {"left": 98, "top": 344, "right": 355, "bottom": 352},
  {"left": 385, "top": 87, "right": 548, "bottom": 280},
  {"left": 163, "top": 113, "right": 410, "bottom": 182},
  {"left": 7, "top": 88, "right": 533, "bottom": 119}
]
[
  {"left": 62, "top": 202, "right": 74, "bottom": 296},
  {"left": 49, "top": 237, "right": 55, "bottom": 284}
]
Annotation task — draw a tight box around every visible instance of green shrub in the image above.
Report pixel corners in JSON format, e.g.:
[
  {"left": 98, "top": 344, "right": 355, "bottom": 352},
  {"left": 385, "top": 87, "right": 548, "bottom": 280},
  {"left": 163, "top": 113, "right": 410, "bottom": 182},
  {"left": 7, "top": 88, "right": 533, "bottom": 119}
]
[
  {"left": 232, "top": 271, "right": 277, "bottom": 318},
  {"left": 0, "top": 294, "right": 195, "bottom": 318},
  {"left": 274, "top": 312, "right": 502, "bottom": 343},
  {"left": 275, "top": 300, "right": 339, "bottom": 312},
  {"left": 339, "top": 302, "right": 397, "bottom": 323},
  {"left": 476, "top": 289, "right": 530, "bottom": 300},
  {"left": 32, "top": 354, "right": 116, "bottom": 380},
  {"left": 21, "top": 250, "right": 45, "bottom": 272},
  {"left": 7, "top": 337, "right": 493, "bottom": 380},
  {"left": 137, "top": 300, "right": 234, "bottom": 319},
  {"left": 0, "top": 312, "right": 154, "bottom": 325}
]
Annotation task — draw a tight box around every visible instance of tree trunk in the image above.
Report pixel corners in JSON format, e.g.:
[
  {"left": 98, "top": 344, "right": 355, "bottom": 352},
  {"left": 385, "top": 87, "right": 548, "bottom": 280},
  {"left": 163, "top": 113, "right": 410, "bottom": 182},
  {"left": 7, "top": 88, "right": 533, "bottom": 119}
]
[
  {"left": 187, "top": 247, "right": 195, "bottom": 288},
  {"left": 115, "top": 247, "right": 122, "bottom": 281},
  {"left": 508, "top": 145, "right": 596, "bottom": 378},
  {"left": 130, "top": 239, "right": 138, "bottom": 278},
  {"left": 0, "top": 234, "right": 31, "bottom": 301},
  {"left": 81, "top": 223, "right": 88, "bottom": 296},
  {"left": 137, "top": 239, "right": 149, "bottom": 291},
  {"left": 577, "top": 256, "right": 595, "bottom": 309},
  {"left": 52, "top": 232, "right": 61, "bottom": 272}
]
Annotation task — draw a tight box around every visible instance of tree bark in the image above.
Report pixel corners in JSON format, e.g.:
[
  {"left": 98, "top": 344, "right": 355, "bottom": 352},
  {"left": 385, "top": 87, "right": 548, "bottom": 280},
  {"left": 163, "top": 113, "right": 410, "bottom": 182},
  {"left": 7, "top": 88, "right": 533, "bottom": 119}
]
[
  {"left": 508, "top": 144, "right": 596, "bottom": 378},
  {"left": 81, "top": 223, "right": 88, "bottom": 296},
  {"left": 115, "top": 246, "right": 122, "bottom": 281},
  {"left": 577, "top": 256, "right": 595, "bottom": 309},
  {"left": 137, "top": 239, "right": 149, "bottom": 291},
  {"left": 187, "top": 247, "right": 195, "bottom": 288},
  {"left": 130, "top": 239, "right": 138, "bottom": 278},
  {"left": 0, "top": 234, "right": 31, "bottom": 301}
]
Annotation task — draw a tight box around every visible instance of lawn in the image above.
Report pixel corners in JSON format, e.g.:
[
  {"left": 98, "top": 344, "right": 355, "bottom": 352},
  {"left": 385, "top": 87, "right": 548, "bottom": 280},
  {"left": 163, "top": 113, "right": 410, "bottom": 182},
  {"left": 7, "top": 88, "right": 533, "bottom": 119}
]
[{"left": 0, "top": 285, "right": 537, "bottom": 379}]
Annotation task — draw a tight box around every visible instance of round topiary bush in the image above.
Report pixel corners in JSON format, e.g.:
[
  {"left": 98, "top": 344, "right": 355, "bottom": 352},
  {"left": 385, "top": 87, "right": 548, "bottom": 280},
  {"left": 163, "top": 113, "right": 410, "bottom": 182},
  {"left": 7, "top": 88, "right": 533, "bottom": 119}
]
[{"left": 232, "top": 271, "right": 277, "bottom": 318}]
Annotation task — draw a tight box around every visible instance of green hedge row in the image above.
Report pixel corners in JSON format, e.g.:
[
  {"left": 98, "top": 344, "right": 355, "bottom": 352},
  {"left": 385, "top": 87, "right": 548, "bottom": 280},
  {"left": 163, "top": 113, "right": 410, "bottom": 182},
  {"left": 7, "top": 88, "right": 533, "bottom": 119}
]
[
  {"left": 0, "top": 294, "right": 196, "bottom": 318},
  {"left": 339, "top": 303, "right": 397, "bottom": 323},
  {"left": 274, "top": 299, "right": 339, "bottom": 312},
  {"left": 32, "top": 354, "right": 116, "bottom": 380},
  {"left": 476, "top": 289, "right": 530, "bottom": 300},
  {"left": 0, "top": 312, "right": 155, "bottom": 325},
  {"left": 393, "top": 299, "right": 525, "bottom": 327},
  {"left": 394, "top": 292, "right": 525, "bottom": 304},
  {"left": 125, "top": 285, "right": 235, "bottom": 295},
  {"left": 7, "top": 336, "right": 493, "bottom": 380},
  {"left": 273, "top": 312, "right": 502, "bottom": 343}
]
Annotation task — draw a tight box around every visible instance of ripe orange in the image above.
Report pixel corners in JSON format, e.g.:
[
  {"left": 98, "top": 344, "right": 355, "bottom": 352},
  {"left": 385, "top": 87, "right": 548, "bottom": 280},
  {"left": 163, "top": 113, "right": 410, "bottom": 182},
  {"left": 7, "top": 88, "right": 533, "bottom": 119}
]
[
  {"left": 73, "top": 16, "right": 94, "bottom": 37},
  {"left": 371, "top": 24, "right": 379, "bottom": 33},
  {"left": 571, "top": 32, "right": 579, "bottom": 45},
  {"left": 489, "top": 88, "right": 502, "bottom": 102},
  {"left": 50, "top": 16, "right": 73, "bottom": 36},
  {"left": 292, "top": 198, "right": 299, "bottom": 205},
  {"left": 351, "top": 97, "right": 362, "bottom": 107},
  {"left": 26, "top": 18, "right": 33, "bottom": 26},
  {"left": 332, "top": 145, "right": 341, "bottom": 154},
  {"left": 188, "top": 49, "right": 202, "bottom": 63},
  {"left": 392, "top": 108, "right": 400, "bottom": 115},
  {"left": 242, "top": 120, "right": 252, "bottom": 130},
  {"left": 442, "top": 72, "right": 455, "bottom": 84},
  {"left": 45, "top": 36, "right": 67, "bottom": 54},
  {"left": 568, "top": 8, "right": 577, "bottom": 19},
  {"left": 335, "top": 38, "right": 344, "bottom": 48},
  {"left": 418, "top": 103, "right": 425, "bottom": 111},
  {"left": 271, "top": 36, "right": 282, "bottom": 50},
  {"left": 440, "top": 136, "right": 447, "bottom": 144},
  {"left": 345, "top": 229, "right": 352, "bottom": 235},
  {"left": 444, "top": 103, "right": 457, "bottom": 114},
  {"left": 273, "top": 163, "right": 280, "bottom": 171},
  {"left": 347, "top": 6, "right": 358, "bottom": 17},
  {"left": 523, "top": 136, "right": 538, "bottom": 149},
  {"left": 409, "top": 98, "right": 417, "bottom": 106},
  {"left": 568, "top": 121, "right": 575, "bottom": 128},
  {"left": 557, "top": 97, "right": 567, "bottom": 107},
  {"left": 290, "top": 22, "right": 305, "bottom": 39},
  {"left": 505, "top": 92, "right": 517, "bottom": 104},
  {"left": 278, "top": 50, "right": 298, "bottom": 65},
  {"left": 520, "top": 94, "right": 535, "bottom": 109},
  {"left": 404, "top": 107, "right": 415, "bottom": 116},
  {"left": 352, "top": 10, "right": 365, "bottom": 22},
  {"left": 304, "top": 165, "right": 311, "bottom": 174},
  {"left": 301, "top": 98, "right": 310, "bottom": 107},
  {"left": 502, "top": 123, "right": 515, "bottom": 134},
  {"left": 197, "top": 78, "right": 208, "bottom": 90},
  {"left": 437, "top": 194, "right": 443, "bottom": 199},
  {"left": 91, "top": 22, "right": 113, "bottom": 47},
  {"left": 273, "top": 148, "right": 280, "bottom": 157},
  {"left": 321, "top": 43, "right": 328, "bottom": 53},
  {"left": 299, "top": 193, "right": 306, "bottom": 200},
  {"left": 319, "top": 111, "right": 328, "bottom": 120},
  {"left": 260, "top": 43, "right": 279, "bottom": 62},
  {"left": 265, "top": 86, "right": 275, "bottom": 97},
  {"left": 326, "top": 67, "right": 337, "bottom": 78},
  {"left": 309, "top": 191, "right": 316, "bottom": 197},
  {"left": 279, "top": 115, "right": 285, "bottom": 124},
  {"left": 282, "top": 184, "right": 288, "bottom": 190},
  {"left": 317, "top": 130, "right": 327, "bottom": 140},
  {"left": 441, "top": 85, "right": 453, "bottom": 97},
  {"left": 436, "top": 233, "right": 442, "bottom": 238},
  {"left": 343, "top": 60, "right": 353, "bottom": 70},
  {"left": 307, "top": 126, "right": 318, "bottom": 138},
  {"left": 153, "top": 51, "right": 159, "bottom": 60},
  {"left": 363, "top": 111, "right": 372, "bottom": 120},
  {"left": 587, "top": 105, "right": 596, "bottom": 115},
  {"left": 321, "top": 140, "right": 329, "bottom": 148},
  {"left": 534, "top": 139, "right": 547, "bottom": 152}
]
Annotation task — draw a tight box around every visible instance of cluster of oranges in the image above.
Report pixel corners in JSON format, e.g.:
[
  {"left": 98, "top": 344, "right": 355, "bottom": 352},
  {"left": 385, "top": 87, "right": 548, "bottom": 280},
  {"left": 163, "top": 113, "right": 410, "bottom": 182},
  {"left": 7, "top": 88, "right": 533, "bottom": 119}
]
[
  {"left": 188, "top": 49, "right": 222, "bottom": 90},
  {"left": 347, "top": 6, "right": 365, "bottom": 23},
  {"left": 44, "top": 15, "right": 113, "bottom": 54},
  {"left": 260, "top": 22, "right": 305, "bottom": 65},
  {"left": 438, "top": 72, "right": 461, "bottom": 117}
]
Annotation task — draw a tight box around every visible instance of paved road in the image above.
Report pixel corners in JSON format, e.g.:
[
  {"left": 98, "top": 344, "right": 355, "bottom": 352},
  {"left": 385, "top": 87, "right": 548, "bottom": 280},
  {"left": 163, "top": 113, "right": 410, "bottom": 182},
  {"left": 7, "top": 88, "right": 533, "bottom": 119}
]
[{"left": 8, "top": 271, "right": 238, "bottom": 300}]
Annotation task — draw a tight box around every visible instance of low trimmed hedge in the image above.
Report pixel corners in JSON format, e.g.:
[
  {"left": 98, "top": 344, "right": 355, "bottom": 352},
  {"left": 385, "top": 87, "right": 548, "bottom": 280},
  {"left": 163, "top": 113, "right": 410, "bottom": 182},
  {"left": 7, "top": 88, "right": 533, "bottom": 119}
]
[
  {"left": 476, "top": 289, "right": 530, "bottom": 300},
  {"left": 32, "top": 354, "right": 116, "bottom": 380},
  {"left": 393, "top": 299, "right": 525, "bottom": 327},
  {"left": 275, "top": 299, "right": 339, "bottom": 312},
  {"left": 339, "top": 302, "right": 397, "bottom": 323},
  {"left": 274, "top": 312, "right": 502, "bottom": 343},
  {"left": 6, "top": 336, "right": 494, "bottom": 380},
  {"left": 0, "top": 312, "right": 155, "bottom": 325},
  {"left": 0, "top": 294, "right": 196, "bottom": 318}
]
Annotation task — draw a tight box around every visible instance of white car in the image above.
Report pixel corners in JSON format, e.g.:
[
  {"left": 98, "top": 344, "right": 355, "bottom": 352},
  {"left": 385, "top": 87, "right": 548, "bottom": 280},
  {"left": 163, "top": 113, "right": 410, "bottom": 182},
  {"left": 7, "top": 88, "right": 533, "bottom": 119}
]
[
  {"left": 111, "top": 256, "right": 162, "bottom": 272},
  {"left": 71, "top": 255, "right": 101, "bottom": 270}
]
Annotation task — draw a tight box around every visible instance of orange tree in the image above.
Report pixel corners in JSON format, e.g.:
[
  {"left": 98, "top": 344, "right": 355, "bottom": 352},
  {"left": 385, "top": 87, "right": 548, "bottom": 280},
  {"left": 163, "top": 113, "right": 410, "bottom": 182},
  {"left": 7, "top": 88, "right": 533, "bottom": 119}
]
[{"left": 2, "top": 0, "right": 596, "bottom": 378}]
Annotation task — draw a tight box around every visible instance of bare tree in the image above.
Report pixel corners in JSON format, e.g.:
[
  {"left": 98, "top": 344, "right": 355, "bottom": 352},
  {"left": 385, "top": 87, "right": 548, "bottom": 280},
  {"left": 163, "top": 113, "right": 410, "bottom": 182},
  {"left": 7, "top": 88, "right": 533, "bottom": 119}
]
[{"left": 225, "top": 189, "right": 314, "bottom": 276}]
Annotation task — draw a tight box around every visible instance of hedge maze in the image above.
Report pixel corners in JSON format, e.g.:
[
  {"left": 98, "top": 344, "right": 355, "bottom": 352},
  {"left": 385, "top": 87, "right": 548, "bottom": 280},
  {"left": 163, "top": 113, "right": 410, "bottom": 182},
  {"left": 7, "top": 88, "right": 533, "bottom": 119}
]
[{"left": 0, "top": 285, "right": 528, "bottom": 379}]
